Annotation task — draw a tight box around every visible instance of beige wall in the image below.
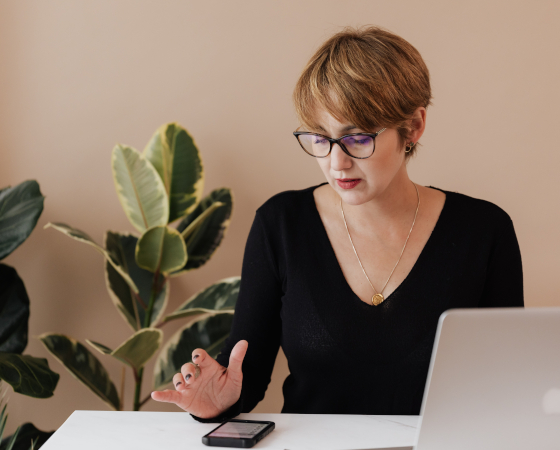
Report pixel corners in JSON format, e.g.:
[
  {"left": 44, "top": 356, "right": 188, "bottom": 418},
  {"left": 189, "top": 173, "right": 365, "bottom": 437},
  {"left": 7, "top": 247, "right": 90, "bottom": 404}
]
[{"left": 1, "top": 0, "right": 559, "bottom": 435}]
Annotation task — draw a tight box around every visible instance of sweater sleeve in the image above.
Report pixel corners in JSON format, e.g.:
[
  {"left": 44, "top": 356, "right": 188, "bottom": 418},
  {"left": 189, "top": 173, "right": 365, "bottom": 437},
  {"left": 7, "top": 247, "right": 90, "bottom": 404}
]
[
  {"left": 192, "top": 210, "right": 284, "bottom": 422},
  {"left": 479, "top": 218, "right": 524, "bottom": 307}
]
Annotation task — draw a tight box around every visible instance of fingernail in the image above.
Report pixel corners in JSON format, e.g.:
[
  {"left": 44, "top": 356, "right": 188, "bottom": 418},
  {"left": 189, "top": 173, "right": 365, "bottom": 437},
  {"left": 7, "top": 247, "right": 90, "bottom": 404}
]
[
  {"left": 175, "top": 381, "right": 182, "bottom": 387},
  {"left": 185, "top": 374, "right": 192, "bottom": 381},
  {"left": 193, "top": 354, "right": 199, "bottom": 361}
]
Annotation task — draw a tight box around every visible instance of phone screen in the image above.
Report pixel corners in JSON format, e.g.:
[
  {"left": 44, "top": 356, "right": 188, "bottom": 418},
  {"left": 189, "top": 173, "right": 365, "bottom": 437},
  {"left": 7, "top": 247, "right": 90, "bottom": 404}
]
[{"left": 207, "top": 421, "right": 270, "bottom": 439}]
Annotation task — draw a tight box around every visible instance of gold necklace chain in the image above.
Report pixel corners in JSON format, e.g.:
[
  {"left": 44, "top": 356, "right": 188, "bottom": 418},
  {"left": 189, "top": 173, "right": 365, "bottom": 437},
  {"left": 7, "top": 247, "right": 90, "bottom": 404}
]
[{"left": 340, "top": 182, "right": 420, "bottom": 306}]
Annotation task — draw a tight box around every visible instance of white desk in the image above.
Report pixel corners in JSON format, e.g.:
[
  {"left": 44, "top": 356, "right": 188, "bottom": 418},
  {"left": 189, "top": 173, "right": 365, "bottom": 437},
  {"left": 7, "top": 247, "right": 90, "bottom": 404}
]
[{"left": 41, "top": 411, "right": 419, "bottom": 450}]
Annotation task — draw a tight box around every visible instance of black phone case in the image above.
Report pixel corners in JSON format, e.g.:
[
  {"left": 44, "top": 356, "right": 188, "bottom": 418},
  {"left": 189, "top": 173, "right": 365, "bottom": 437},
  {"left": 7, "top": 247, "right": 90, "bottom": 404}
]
[{"left": 202, "top": 420, "right": 275, "bottom": 448}]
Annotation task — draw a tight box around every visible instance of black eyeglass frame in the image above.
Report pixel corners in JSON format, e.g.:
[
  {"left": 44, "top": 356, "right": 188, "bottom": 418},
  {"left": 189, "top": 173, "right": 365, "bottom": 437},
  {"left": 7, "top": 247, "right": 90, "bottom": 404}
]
[{"left": 293, "top": 127, "right": 387, "bottom": 159}]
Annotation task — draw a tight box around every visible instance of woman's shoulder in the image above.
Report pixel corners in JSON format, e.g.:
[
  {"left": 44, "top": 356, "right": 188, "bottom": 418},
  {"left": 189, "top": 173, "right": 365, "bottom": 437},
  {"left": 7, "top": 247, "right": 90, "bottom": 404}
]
[
  {"left": 256, "top": 183, "right": 324, "bottom": 219},
  {"left": 433, "top": 186, "right": 514, "bottom": 230}
]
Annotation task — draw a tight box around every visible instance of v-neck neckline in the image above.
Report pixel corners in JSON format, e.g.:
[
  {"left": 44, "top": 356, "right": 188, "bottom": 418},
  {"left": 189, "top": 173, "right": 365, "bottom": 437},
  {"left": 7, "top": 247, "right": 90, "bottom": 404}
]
[{"left": 308, "top": 183, "right": 450, "bottom": 307}]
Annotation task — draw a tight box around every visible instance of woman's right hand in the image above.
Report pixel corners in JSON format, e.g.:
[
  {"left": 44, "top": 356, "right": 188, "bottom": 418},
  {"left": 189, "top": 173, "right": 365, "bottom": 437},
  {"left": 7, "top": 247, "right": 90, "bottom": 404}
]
[{"left": 151, "top": 340, "right": 248, "bottom": 419}]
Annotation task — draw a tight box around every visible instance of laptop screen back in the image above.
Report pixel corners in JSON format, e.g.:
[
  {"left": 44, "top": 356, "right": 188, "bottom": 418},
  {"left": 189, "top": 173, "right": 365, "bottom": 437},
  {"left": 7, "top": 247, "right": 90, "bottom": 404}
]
[{"left": 415, "top": 308, "right": 560, "bottom": 450}]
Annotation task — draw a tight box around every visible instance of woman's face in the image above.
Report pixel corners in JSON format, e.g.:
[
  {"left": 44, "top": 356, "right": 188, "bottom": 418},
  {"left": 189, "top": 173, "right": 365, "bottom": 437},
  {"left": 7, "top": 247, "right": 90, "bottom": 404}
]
[{"left": 312, "top": 108, "right": 410, "bottom": 206}]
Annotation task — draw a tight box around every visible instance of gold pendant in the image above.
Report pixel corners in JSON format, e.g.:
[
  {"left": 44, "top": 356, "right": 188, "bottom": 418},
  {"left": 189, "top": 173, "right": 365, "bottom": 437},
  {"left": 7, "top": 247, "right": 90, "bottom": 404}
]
[{"left": 372, "top": 293, "right": 384, "bottom": 306}]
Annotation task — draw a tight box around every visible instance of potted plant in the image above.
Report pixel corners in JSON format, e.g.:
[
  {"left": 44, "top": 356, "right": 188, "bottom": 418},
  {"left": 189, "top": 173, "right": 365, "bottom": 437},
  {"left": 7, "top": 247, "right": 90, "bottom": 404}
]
[
  {"left": 0, "top": 180, "right": 59, "bottom": 449},
  {"left": 40, "top": 123, "right": 240, "bottom": 411}
]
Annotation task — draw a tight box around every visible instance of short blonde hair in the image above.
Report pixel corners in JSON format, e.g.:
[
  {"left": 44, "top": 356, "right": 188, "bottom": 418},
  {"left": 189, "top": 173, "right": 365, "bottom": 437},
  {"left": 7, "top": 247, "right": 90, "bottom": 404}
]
[{"left": 293, "top": 26, "right": 432, "bottom": 157}]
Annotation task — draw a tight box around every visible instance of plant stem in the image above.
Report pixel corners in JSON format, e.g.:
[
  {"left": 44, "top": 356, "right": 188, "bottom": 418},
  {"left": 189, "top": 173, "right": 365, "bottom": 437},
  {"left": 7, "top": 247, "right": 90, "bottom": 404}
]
[
  {"left": 139, "top": 393, "right": 152, "bottom": 408},
  {"left": 119, "top": 366, "right": 126, "bottom": 411},
  {"left": 133, "top": 292, "right": 148, "bottom": 310},
  {"left": 133, "top": 271, "right": 161, "bottom": 411},
  {"left": 133, "top": 367, "right": 143, "bottom": 411}
]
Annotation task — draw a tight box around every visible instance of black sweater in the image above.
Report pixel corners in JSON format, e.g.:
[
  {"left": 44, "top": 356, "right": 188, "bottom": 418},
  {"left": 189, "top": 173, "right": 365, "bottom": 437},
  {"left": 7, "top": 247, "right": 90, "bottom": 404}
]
[{"left": 210, "top": 184, "right": 523, "bottom": 419}]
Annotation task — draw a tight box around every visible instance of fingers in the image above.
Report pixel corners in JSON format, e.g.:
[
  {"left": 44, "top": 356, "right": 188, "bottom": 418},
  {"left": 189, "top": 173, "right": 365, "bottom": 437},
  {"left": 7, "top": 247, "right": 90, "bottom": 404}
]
[
  {"left": 180, "top": 362, "right": 200, "bottom": 383},
  {"left": 151, "top": 389, "right": 182, "bottom": 404},
  {"left": 173, "top": 373, "right": 188, "bottom": 392},
  {"left": 191, "top": 348, "right": 211, "bottom": 368},
  {"left": 227, "top": 340, "right": 248, "bottom": 383}
]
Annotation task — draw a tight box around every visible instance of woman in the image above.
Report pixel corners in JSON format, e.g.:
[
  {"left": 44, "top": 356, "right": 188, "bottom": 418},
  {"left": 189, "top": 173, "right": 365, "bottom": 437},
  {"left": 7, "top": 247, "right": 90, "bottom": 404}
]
[{"left": 152, "top": 26, "right": 523, "bottom": 420}]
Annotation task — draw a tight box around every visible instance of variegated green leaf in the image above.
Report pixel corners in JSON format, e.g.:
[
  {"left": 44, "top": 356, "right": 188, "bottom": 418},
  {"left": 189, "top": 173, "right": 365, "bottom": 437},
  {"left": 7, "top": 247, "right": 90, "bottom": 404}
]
[
  {"left": 87, "top": 328, "right": 162, "bottom": 372},
  {"left": 179, "top": 202, "right": 224, "bottom": 241},
  {"left": 39, "top": 334, "right": 119, "bottom": 410},
  {"left": 174, "top": 188, "right": 232, "bottom": 274},
  {"left": 153, "top": 314, "right": 234, "bottom": 390},
  {"left": 135, "top": 226, "right": 187, "bottom": 274},
  {"left": 85, "top": 341, "right": 112, "bottom": 355},
  {"left": 112, "top": 144, "right": 169, "bottom": 233},
  {"left": 162, "top": 277, "right": 240, "bottom": 324},
  {"left": 105, "top": 232, "right": 169, "bottom": 330},
  {"left": 144, "top": 123, "right": 204, "bottom": 223},
  {"left": 44, "top": 223, "right": 139, "bottom": 294}
]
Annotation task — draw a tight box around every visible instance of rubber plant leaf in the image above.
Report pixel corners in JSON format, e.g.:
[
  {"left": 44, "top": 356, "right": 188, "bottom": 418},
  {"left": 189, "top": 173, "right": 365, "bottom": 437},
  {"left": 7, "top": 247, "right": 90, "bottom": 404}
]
[
  {"left": 0, "top": 423, "right": 54, "bottom": 450},
  {"left": 39, "top": 334, "right": 119, "bottom": 410},
  {"left": 112, "top": 144, "right": 169, "bottom": 233},
  {"left": 0, "top": 265, "right": 29, "bottom": 354},
  {"left": 161, "top": 276, "right": 240, "bottom": 324},
  {"left": 144, "top": 123, "right": 204, "bottom": 223},
  {"left": 86, "top": 328, "right": 163, "bottom": 372},
  {"left": 0, "top": 180, "right": 44, "bottom": 261},
  {"left": 105, "top": 232, "right": 169, "bottom": 331},
  {"left": 153, "top": 313, "right": 234, "bottom": 390},
  {"left": 44, "top": 223, "right": 139, "bottom": 294},
  {"left": 0, "top": 353, "right": 59, "bottom": 398},
  {"left": 135, "top": 226, "right": 187, "bottom": 274},
  {"left": 174, "top": 188, "right": 232, "bottom": 274}
]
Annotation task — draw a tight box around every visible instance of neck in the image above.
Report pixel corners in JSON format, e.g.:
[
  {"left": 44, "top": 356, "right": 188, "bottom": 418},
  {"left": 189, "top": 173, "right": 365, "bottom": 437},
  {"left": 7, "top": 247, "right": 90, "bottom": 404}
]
[{"left": 337, "top": 164, "right": 418, "bottom": 233}]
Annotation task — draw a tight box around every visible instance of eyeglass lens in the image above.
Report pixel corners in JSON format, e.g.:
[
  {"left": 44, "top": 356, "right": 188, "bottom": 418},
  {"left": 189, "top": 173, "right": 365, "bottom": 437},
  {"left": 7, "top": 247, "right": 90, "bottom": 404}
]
[{"left": 298, "top": 134, "right": 375, "bottom": 158}]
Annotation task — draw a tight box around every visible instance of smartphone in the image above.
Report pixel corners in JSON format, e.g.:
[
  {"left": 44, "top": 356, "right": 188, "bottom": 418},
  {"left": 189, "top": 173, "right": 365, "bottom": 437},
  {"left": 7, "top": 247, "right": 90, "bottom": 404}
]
[{"left": 202, "top": 419, "right": 275, "bottom": 448}]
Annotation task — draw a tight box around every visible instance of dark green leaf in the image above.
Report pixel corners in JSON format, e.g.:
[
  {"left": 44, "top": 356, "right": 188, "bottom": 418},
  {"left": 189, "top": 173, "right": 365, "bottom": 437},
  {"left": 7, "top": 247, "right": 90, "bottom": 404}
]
[
  {"left": 153, "top": 314, "right": 233, "bottom": 390},
  {"left": 0, "top": 423, "right": 53, "bottom": 450},
  {"left": 39, "top": 334, "right": 119, "bottom": 410},
  {"left": 105, "top": 232, "right": 168, "bottom": 330},
  {"left": 0, "top": 181, "right": 44, "bottom": 261},
  {"left": 0, "top": 265, "right": 29, "bottom": 354},
  {"left": 0, "top": 354, "right": 59, "bottom": 398},
  {"left": 162, "top": 277, "right": 239, "bottom": 323},
  {"left": 175, "top": 188, "right": 232, "bottom": 272}
]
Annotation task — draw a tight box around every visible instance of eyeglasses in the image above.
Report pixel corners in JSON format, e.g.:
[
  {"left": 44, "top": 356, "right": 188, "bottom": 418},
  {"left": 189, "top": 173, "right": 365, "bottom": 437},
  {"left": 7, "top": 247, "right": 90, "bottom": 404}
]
[{"left": 293, "top": 128, "right": 387, "bottom": 159}]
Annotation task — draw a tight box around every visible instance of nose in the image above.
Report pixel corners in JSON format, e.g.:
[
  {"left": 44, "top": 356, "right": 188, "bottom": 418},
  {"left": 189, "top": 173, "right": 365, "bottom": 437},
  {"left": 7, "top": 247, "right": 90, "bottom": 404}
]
[{"left": 330, "top": 143, "right": 353, "bottom": 172}]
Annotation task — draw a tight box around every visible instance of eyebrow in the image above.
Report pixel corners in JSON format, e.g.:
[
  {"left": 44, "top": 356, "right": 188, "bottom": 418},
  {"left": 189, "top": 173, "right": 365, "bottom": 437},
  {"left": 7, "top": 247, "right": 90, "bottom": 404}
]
[{"left": 316, "top": 124, "right": 360, "bottom": 133}]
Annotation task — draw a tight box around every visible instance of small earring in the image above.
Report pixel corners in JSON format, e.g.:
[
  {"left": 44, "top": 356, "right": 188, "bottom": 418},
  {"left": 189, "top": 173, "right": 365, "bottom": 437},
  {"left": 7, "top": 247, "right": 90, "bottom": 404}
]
[{"left": 405, "top": 142, "right": 415, "bottom": 153}]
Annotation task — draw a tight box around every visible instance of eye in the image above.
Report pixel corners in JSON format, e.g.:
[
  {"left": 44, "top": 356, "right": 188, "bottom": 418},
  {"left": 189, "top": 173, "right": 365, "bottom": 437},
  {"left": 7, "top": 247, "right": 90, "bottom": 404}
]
[{"left": 350, "top": 136, "right": 372, "bottom": 145}]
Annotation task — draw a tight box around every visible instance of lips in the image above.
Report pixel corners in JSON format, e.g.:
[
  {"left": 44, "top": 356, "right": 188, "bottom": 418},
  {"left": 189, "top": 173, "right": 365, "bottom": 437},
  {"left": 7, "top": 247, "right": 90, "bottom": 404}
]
[{"left": 336, "top": 178, "right": 361, "bottom": 189}]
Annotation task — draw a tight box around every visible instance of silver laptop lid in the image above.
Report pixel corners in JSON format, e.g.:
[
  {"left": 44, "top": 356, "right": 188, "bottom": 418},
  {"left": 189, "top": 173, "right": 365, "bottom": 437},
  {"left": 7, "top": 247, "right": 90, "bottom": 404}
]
[{"left": 415, "top": 307, "right": 560, "bottom": 450}]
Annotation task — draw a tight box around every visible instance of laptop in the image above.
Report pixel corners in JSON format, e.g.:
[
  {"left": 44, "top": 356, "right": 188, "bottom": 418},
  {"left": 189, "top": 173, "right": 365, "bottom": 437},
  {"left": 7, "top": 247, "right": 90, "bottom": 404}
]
[{"left": 382, "top": 307, "right": 560, "bottom": 450}]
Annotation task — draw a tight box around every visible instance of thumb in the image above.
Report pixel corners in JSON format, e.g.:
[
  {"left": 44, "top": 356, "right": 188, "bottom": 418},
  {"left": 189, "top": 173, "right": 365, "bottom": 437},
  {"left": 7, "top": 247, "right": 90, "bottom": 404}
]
[
  {"left": 151, "top": 389, "right": 183, "bottom": 405},
  {"left": 227, "top": 340, "right": 248, "bottom": 382}
]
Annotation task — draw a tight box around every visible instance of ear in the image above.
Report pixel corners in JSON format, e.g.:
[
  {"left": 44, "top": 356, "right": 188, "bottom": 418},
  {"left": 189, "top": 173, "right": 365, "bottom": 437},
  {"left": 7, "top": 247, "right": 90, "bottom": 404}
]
[{"left": 407, "top": 107, "right": 427, "bottom": 145}]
